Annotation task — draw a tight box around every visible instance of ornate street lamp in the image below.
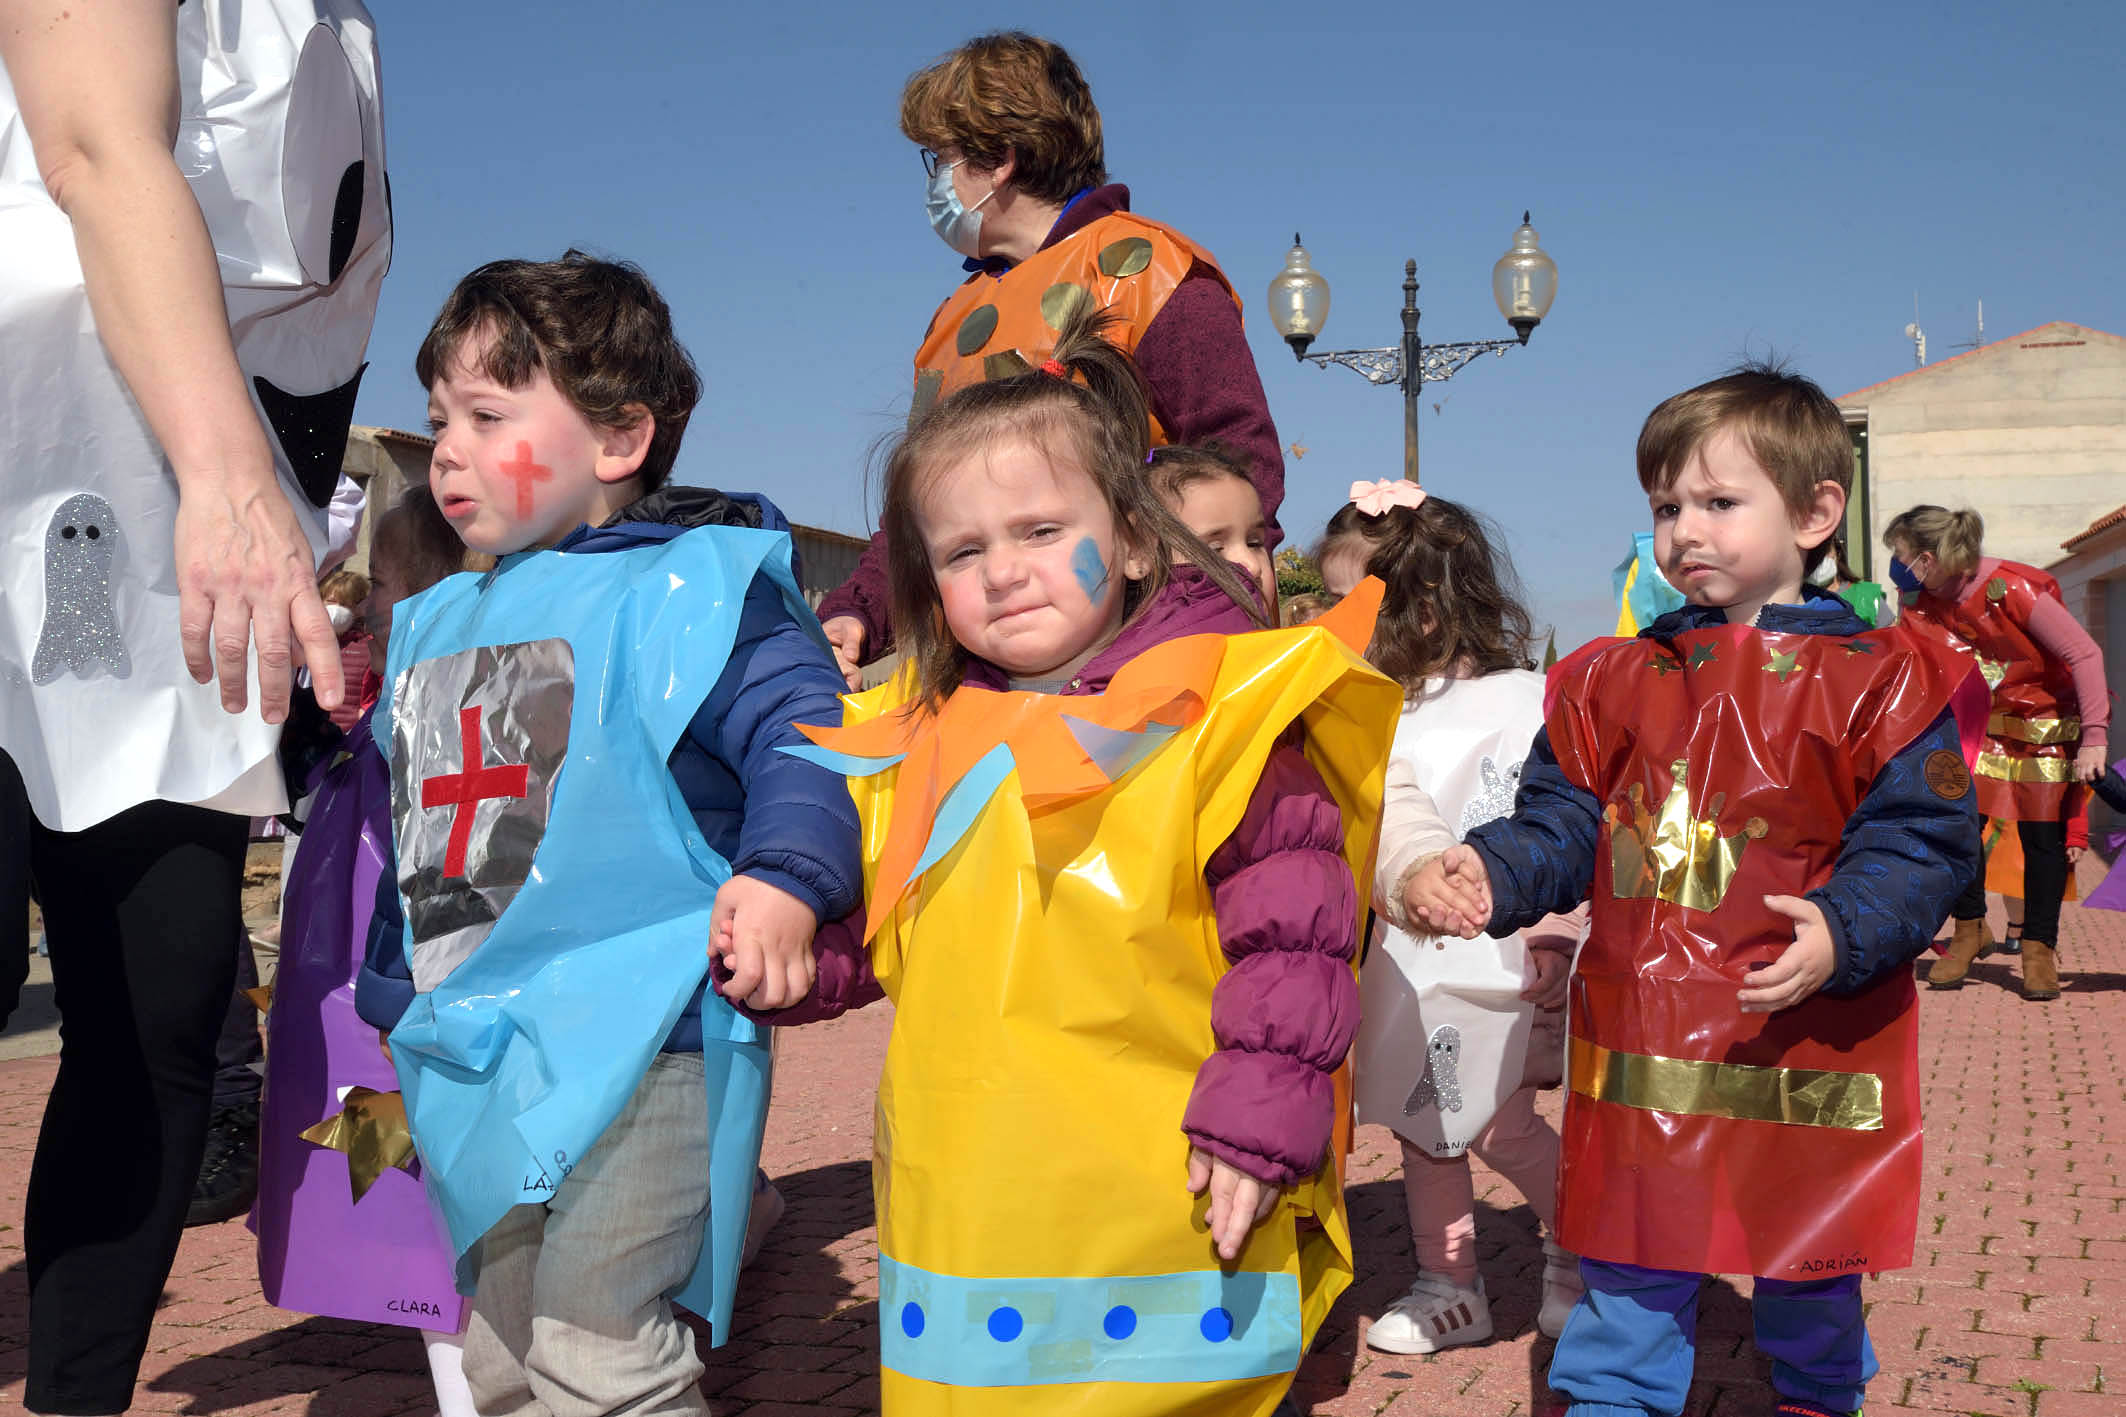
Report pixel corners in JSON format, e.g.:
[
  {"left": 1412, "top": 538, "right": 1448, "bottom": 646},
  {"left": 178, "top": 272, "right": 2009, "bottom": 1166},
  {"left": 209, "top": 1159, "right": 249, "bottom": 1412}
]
[{"left": 1266, "top": 214, "right": 1558, "bottom": 484}]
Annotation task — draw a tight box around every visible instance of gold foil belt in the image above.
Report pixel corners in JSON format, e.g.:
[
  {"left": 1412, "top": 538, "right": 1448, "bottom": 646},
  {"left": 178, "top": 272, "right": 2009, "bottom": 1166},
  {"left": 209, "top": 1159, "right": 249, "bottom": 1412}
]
[
  {"left": 1569, "top": 1036, "right": 1884, "bottom": 1131},
  {"left": 1974, "top": 750, "right": 2074, "bottom": 783},
  {"left": 1986, "top": 712, "right": 2081, "bottom": 746}
]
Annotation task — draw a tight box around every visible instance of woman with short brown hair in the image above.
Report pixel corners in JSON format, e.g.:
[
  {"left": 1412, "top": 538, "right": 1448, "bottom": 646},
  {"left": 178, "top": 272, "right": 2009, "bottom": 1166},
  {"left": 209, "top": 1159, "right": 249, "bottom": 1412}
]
[{"left": 817, "top": 31, "right": 1285, "bottom": 684}]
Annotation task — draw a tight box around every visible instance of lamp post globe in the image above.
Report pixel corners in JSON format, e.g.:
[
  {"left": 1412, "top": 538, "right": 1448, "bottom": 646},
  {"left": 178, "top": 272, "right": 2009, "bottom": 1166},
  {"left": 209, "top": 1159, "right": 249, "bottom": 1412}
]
[
  {"left": 1267, "top": 234, "right": 1331, "bottom": 359},
  {"left": 1492, "top": 212, "right": 1558, "bottom": 343}
]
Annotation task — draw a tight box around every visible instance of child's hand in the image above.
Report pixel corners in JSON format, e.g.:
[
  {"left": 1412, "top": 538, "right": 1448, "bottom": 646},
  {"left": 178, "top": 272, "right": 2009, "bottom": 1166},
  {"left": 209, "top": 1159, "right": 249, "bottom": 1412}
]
[
  {"left": 821, "top": 616, "right": 865, "bottom": 691},
  {"left": 1738, "top": 895, "right": 1836, "bottom": 1013},
  {"left": 2073, "top": 744, "right": 2106, "bottom": 783},
  {"left": 1521, "top": 948, "right": 1571, "bottom": 1010},
  {"left": 1404, "top": 846, "right": 1492, "bottom": 939},
  {"left": 1186, "top": 1147, "right": 1280, "bottom": 1262},
  {"left": 710, "top": 875, "right": 819, "bottom": 1010},
  {"left": 377, "top": 1029, "right": 393, "bottom": 1067}
]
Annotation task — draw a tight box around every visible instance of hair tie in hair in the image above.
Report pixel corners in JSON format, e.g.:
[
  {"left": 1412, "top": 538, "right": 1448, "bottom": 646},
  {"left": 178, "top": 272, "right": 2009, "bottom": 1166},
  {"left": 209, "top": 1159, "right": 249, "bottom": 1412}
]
[
  {"left": 1349, "top": 478, "right": 1427, "bottom": 517},
  {"left": 1040, "top": 357, "right": 1067, "bottom": 377}
]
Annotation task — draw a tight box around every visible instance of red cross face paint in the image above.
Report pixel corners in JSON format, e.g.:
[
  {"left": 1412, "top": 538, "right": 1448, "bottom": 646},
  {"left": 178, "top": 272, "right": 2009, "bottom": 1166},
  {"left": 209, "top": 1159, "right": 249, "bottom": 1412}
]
[
  {"left": 390, "top": 637, "right": 575, "bottom": 990},
  {"left": 497, "top": 442, "right": 554, "bottom": 521},
  {"left": 426, "top": 332, "right": 616, "bottom": 554}
]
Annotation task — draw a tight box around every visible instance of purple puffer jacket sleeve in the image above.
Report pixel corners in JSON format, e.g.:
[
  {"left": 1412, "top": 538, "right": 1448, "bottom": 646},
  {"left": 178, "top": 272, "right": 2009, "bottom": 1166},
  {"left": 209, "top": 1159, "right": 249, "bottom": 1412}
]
[
  {"left": 711, "top": 911, "right": 884, "bottom": 1026},
  {"left": 1181, "top": 738, "right": 1359, "bottom": 1187},
  {"left": 815, "top": 532, "right": 893, "bottom": 660}
]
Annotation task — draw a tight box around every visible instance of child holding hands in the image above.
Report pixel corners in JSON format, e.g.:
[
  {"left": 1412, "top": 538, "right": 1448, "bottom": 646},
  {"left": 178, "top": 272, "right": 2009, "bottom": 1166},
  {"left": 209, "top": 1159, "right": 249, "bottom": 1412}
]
[
  {"left": 357, "top": 252, "right": 860, "bottom": 1416},
  {"left": 1317, "top": 483, "right": 1584, "bottom": 1353},
  {"left": 744, "top": 308, "right": 1399, "bottom": 1417},
  {"left": 1409, "top": 365, "right": 1982, "bottom": 1417}
]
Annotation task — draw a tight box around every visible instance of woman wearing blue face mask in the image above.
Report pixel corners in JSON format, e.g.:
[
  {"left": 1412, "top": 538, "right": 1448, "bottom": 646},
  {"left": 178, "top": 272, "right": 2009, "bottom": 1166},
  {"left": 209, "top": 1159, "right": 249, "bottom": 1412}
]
[
  {"left": 814, "top": 30, "right": 1284, "bottom": 688},
  {"left": 1884, "top": 504, "right": 2110, "bottom": 1001}
]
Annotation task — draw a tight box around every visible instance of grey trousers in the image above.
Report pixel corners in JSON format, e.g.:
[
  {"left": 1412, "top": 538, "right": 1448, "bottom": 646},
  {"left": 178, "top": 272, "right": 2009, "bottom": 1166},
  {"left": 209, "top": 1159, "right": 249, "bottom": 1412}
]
[{"left": 463, "top": 1053, "right": 713, "bottom": 1417}]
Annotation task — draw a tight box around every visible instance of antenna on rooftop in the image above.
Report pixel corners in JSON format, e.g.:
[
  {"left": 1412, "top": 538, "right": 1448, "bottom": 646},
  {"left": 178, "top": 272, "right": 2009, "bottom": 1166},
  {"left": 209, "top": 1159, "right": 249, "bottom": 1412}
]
[
  {"left": 1950, "top": 299, "right": 1986, "bottom": 355},
  {"left": 1903, "top": 293, "right": 1927, "bottom": 368}
]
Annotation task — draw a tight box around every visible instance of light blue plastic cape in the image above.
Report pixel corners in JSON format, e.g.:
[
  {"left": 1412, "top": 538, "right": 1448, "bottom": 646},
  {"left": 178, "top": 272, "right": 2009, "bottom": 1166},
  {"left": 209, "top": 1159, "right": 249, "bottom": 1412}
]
[
  {"left": 374, "top": 526, "right": 811, "bottom": 1344},
  {"left": 1612, "top": 530, "right": 1686, "bottom": 635}
]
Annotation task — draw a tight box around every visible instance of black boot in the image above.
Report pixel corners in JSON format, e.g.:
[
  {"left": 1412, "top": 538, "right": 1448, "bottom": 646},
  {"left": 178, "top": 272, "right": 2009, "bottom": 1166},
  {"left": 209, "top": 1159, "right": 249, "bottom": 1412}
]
[{"left": 186, "top": 1097, "right": 260, "bottom": 1227}]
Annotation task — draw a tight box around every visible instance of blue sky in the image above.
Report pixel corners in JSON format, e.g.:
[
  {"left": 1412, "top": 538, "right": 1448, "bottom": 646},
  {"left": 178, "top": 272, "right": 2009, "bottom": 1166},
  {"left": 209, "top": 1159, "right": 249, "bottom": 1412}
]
[{"left": 355, "top": 0, "right": 2125, "bottom": 648}]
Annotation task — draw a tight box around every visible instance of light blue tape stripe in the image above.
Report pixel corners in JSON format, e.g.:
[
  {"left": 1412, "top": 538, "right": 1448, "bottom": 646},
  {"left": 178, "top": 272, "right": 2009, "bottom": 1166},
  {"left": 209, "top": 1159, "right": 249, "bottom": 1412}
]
[
  {"left": 1060, "top": 716, "right": 1181, "bottom": 783},
  {"left": 778, "top": 742, "right": 906, "bottom": 777},
  {"left": 908, "top": 742, "right": 1017, "bottom": 879},
  {"left": 878, "top": 1254, "right": 1302, "bottom": 1387}
]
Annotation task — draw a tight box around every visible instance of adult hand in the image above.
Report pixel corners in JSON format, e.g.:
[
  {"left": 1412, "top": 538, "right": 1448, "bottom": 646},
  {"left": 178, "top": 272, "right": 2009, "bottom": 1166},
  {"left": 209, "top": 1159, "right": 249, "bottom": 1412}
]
[
  {"left": 174, "top": 471, "right": 342, "bottom": 723},
  {"left": 821, "top": 616, "right": 866, "bottom": 691},
  {"left": 1186, "top": 1147, "right": 1280, "bottom": 1262},
  {"left": 2073, "top": 744, "right": 2106, "bottom": 783}
]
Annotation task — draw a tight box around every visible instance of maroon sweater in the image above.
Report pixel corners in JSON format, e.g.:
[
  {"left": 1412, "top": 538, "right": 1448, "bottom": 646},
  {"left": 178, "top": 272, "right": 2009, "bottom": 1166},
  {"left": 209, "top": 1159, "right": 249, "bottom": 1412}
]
[
  {"left": 729, "top": 569, "right": 1358, "bottom": 1187},
  {"left": 816, "top": 186, "right": 1286, "bottom": 660}
]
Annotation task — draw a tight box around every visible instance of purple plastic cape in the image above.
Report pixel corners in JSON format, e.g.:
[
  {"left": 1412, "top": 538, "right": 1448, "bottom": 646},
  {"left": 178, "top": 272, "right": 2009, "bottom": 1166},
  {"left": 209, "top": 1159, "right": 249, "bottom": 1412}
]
[
  {"left": 2089, "top": 830, "right": 2126, "bottom": 913},
  {"left": 249, "top": 708, "right": 467, "bottom": 1331}
]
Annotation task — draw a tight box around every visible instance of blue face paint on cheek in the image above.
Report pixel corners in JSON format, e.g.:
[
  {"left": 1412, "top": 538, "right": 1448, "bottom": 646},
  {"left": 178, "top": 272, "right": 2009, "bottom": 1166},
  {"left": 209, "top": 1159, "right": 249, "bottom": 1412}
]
[{"left": 1070, "top": 537, "right": 1110, "bottom": 603}]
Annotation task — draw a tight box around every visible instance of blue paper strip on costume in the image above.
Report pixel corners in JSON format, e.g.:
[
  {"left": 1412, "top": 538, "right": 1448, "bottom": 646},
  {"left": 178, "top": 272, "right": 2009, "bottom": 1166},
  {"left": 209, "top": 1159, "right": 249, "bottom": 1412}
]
[
  {"left": 908, "top": 741, "right": 1017, "bottom": 879},
  {"left": 780, "top": 742, "right": 907, "bottom": 778},
  {"left": 1060, "top": 715, "right": 1181, "bottom": 783},
  {"left": 878, "top": 1254, "right": 1302, "bottom": 1387}
]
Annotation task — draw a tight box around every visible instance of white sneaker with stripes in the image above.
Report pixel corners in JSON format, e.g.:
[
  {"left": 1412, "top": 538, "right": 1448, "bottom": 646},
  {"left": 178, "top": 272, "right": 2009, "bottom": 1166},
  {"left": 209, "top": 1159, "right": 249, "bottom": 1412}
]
[{"left": 1364, "top": 1273, "right": 1492, "bottom": 1354}]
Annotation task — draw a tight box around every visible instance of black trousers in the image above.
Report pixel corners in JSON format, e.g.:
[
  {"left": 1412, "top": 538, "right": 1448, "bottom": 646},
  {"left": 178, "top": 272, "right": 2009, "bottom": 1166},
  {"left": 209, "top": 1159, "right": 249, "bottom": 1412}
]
[
  {"left": 1953, "top": 817, "right": 2068, "bottom": 946},
  {"left": 11, "top": 777, "right": 245, "bottom": 1415}
]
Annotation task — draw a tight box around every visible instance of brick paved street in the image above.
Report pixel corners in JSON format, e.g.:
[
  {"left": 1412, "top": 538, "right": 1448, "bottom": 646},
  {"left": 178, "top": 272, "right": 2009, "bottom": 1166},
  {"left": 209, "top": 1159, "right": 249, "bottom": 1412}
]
[{"left": 2, "top": 882, "right": 2120, "bottom": 1415}]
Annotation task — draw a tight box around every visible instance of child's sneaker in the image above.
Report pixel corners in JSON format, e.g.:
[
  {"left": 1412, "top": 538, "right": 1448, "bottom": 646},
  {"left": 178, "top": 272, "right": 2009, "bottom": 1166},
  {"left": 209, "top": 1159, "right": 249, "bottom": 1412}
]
[
  {"left": 1537, "top": 1239, "right": 1584, "bottom": 1338},
  {"left": 1365, "top": 1273, "right": 1492, "bottom": 1353}
]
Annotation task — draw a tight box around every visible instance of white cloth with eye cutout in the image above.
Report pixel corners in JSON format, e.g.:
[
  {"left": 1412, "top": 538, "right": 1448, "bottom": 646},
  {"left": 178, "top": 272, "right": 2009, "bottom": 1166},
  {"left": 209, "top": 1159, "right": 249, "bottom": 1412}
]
[
  {"left": 0, "top": 0, "right": 391, "bottom": 830},
  {"left": 1354, "top": 670, "right": 1556, "bottom": 1158}
]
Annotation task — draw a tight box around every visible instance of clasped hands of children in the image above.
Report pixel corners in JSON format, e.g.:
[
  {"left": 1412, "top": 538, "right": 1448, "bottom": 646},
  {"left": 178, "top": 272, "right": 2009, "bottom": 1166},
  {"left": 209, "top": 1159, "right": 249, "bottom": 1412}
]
[
  {"left": 1405, "top": 848, "right": 1836, "bottom": 1014},
  {"left": 709, "top": 876, "right": 820, "bottom": 1011}
]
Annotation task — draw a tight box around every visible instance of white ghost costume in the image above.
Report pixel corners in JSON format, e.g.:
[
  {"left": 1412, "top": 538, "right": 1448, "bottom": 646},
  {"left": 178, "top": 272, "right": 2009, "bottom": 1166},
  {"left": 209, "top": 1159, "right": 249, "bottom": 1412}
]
[
  {"left": 0, "top": 0, "right": 390, "bottom": 831},
  {"left": 1354, "top": 670, "right": 1557, "bottom": 1158}
]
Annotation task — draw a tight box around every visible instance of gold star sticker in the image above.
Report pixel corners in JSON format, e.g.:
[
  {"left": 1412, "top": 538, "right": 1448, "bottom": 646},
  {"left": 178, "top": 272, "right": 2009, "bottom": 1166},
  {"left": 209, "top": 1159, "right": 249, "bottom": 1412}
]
[
  {"left": 1763, "top": 649, "right": 1802, "bottom": 683},
  {"left": 299, "top": 1086, "right": 418, "bottom": 1203},
  {"left": 1649, "top": 655, "right": 1680, "bottom": 676},
  {"left": 1686, "top": 644, "right": 1718, "bottom": 669},
  {"left": 1843, "top": 639, "right": 1877, "bottom": 655}
]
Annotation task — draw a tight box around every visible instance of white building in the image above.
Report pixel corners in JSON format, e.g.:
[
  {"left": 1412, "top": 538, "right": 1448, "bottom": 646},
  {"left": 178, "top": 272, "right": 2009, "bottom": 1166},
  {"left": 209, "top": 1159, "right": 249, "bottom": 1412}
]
[{"left": 1835, "top": 322, "right": 2125, "bottom": 579}]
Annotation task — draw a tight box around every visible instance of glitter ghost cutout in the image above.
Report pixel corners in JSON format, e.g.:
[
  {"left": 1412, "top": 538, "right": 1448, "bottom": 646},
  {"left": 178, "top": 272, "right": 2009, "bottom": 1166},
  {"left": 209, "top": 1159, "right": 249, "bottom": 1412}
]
[
  {"left": 1403, "top": 1024, "right": 1464, "bottom": 1116},
  {"left": 31, "top": 493, "right": 130, "bottom": 684},
  {"left": 1458, "top": 754, "right": 1522, "bottom": 837}
]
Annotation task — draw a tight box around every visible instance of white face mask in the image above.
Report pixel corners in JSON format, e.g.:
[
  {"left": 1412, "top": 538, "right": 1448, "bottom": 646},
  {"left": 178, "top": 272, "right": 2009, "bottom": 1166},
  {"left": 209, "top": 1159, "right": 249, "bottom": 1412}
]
[
  {"left": 1806, "top": 556, "right": 1839, "bottom": 588},
  {"left": 926, "top": 160, "right": 996, "bottom": 259},
  {"left": 327, "top": 602, "right": 355, "bottom": 634}
]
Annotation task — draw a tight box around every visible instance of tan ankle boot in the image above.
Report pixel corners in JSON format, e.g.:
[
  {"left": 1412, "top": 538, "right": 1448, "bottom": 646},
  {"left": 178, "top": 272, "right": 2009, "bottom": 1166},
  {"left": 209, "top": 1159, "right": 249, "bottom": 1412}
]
[
  {"left": 2019, "top": 939, "right": 2061, "bottom": 1000},
  {"left": 1928, "top": 917, "right": 1989, "bottom": 988}
]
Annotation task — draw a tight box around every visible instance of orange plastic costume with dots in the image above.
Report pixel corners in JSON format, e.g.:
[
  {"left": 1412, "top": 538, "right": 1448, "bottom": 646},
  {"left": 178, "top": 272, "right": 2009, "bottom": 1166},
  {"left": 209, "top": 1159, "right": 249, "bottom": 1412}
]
[{"left": 910, "top": 212, "right": 1238, "bottom": 434}]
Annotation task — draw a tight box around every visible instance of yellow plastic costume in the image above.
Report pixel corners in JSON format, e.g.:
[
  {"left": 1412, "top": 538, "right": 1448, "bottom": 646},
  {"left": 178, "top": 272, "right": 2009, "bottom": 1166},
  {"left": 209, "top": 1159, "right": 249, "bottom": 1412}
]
[{"left": 798, "top": 588, "right": 1397, "bottom": 1416}]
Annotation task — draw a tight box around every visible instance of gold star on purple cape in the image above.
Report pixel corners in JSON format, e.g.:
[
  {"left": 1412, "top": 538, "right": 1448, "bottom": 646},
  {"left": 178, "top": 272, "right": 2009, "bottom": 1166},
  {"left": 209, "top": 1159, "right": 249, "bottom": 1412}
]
[{"left": 299, "top": 1086, "right": 418, "bottom": 1203}]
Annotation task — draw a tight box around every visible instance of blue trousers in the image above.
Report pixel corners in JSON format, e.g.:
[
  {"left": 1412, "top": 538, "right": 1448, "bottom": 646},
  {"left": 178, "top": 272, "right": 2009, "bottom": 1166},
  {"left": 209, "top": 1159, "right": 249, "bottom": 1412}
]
[{"left": 1550, "top": 1260, "right": 1876, "bottom": 1417}]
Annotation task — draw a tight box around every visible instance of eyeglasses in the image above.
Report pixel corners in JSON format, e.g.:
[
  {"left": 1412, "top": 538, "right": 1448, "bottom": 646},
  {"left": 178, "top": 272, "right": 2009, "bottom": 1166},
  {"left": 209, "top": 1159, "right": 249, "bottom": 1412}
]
[{"left": 919, "top": 148, "right": 960, "bottom": 179}]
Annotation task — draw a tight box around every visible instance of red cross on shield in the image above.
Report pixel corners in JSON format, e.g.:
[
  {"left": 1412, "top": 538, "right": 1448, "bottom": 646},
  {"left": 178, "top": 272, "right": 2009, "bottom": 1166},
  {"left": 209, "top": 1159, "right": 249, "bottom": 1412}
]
[{"left": 389, "top": 638, "right": 574, "bottom": 990}]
